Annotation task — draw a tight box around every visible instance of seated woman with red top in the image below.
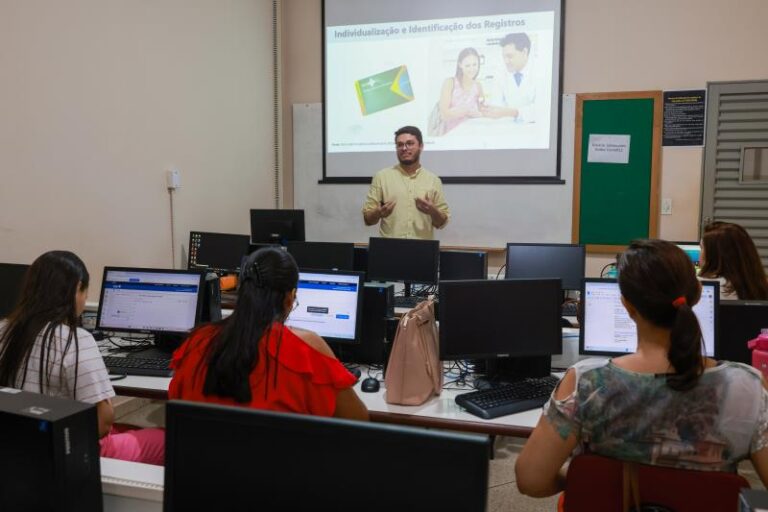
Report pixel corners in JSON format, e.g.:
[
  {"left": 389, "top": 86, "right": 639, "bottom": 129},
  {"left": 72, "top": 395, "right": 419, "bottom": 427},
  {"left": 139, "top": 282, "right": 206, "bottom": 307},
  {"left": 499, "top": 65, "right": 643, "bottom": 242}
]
[{"left": 169, "top": 247, "right": 369, "bottom": 421}]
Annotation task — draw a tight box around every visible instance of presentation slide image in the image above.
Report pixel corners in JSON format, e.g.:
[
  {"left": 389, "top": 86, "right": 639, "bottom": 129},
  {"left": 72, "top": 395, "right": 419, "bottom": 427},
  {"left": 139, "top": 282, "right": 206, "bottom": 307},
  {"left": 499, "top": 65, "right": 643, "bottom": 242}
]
[{"left": 326, "top": 11, "right": 555, "bottom": 154}]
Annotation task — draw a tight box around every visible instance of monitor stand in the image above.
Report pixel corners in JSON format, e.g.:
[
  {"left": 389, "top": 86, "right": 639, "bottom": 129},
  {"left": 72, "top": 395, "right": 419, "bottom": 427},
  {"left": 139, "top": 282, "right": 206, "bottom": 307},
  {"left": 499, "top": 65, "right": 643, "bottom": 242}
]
[{"left": 475, "top": 355, "right": 552, "bottom": 389}]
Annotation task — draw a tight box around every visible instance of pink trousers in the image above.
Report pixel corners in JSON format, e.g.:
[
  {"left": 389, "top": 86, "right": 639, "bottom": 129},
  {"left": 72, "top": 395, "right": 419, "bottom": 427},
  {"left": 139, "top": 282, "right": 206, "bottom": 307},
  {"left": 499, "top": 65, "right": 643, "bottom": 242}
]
[{"left": 99, "top": 425, "right": 166, "bottom": 466}]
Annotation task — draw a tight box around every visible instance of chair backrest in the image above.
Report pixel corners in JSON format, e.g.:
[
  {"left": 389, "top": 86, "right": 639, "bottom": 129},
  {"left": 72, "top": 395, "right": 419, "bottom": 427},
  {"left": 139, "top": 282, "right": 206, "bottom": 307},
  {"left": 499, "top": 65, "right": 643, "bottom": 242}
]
[{"left": 563, "top": 454, "right": 750, "bottom": 512}]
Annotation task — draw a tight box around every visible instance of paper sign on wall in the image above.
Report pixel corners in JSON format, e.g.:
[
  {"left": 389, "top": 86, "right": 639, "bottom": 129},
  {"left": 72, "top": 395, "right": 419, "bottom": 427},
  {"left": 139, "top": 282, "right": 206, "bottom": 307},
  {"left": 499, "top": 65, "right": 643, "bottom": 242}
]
[{"left": 587, "top": 134, "right": 631, "bottom": 164}]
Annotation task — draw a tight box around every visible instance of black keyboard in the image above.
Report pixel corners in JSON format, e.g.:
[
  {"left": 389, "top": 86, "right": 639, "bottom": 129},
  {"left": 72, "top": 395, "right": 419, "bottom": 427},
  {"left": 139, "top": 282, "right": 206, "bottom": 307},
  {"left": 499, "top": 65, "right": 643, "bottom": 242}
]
[
  {"left": 455, "top": 375, "right": 560, "bottom": 419},
  {"left": 103, "top": 356, "right": 173, "bottom": 378},
  {"left": 562, "top": 301, "right": 579, "bottom": 317},
  {"left": 394, "top": 296, "right": 427, "bottom": 309}
]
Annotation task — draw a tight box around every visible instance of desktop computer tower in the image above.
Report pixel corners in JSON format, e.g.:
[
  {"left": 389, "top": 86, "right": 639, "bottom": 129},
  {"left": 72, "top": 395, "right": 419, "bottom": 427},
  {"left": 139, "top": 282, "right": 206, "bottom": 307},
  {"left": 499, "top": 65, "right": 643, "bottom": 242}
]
[
  {"left": 336, "top": 283, "right": 394, "bottom": 365},
  {"left": 0, "top": 389, "right": 102, "bottom": 511},
  {"left": 201, "top": 272, "right": 222, "bottom": 323}
]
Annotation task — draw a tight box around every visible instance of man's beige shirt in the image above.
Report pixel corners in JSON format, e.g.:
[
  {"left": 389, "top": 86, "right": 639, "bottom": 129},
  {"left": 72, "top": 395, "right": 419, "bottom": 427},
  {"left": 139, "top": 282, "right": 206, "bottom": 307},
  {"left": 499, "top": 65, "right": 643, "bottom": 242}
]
[{"left": 362, "top": 165, "right": 450, "bottom": 239}]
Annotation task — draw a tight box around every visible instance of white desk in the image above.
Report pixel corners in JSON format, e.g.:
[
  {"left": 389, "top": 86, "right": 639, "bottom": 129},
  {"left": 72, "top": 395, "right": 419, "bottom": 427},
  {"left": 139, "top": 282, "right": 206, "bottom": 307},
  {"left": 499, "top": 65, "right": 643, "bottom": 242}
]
[
  {"left": 108, "top": 329, "right": 584, "bottom": 437},
  {"left": 101, "top": 457, "right": 163, "bottom": 511}
]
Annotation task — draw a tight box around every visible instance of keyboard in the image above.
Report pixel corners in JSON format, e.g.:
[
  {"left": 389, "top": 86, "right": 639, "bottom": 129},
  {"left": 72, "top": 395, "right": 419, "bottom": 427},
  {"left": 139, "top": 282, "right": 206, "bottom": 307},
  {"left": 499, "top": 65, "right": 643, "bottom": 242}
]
[
  {"left": 562, "top": 301, "right": 579, "bottom": 317},
  {"left": 455, "top": 375, "right": 560, "bottom": 419},
  {"left": 103, "top": 356, "right": 173, "bottom": 378},
  {"left": 394, "top": 295, "right": 427, "bottom": 309}
]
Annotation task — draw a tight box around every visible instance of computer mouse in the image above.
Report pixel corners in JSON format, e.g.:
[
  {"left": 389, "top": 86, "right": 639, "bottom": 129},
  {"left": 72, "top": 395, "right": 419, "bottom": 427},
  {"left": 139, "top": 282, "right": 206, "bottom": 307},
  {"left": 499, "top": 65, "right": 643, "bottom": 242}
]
[{"left": 360, "top": 377, "right": 380, "bottom": 393}]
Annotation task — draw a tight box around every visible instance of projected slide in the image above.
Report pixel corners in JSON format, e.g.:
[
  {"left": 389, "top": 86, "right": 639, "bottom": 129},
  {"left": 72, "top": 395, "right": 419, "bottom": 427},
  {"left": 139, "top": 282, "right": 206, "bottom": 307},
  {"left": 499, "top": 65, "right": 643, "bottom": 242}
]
[{"left": 324, "top": 0, "right": 563, "bottom": 180}]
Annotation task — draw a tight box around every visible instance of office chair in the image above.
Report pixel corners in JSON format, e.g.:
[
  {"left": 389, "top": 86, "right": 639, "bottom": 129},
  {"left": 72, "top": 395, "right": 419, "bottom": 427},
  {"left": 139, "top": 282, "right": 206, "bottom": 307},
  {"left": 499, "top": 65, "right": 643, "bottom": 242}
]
[{"left": 559, "top": 454, "right": 750, "bottom": 512}]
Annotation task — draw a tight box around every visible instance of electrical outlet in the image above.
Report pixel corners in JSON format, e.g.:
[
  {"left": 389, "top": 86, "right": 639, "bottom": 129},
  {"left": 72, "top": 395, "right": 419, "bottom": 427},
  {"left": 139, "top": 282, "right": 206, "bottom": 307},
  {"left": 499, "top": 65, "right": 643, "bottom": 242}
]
[
  {"left": 166, "top": 168, "right": 181, "bottom": 190},
  {"left": 661, "top": 198, "right": 672, "bottom": 215}
]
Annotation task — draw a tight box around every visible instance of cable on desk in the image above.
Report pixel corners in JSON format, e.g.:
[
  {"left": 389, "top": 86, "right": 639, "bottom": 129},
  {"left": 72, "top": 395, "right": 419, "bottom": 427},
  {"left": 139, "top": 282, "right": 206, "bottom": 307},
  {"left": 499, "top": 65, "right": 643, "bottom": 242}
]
[
  {"left": 495, "top": 264, "right": 507, "bottom": 280},
  {"left": 103, "top": 335, "right": 153, "bottom": 353}
]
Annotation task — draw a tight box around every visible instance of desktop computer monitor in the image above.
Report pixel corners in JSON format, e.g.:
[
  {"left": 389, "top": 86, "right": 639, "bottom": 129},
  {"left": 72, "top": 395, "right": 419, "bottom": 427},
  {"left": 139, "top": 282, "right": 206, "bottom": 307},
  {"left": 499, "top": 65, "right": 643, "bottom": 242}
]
[
  {"left": 718, "top": 300, "right": 768, "bottom": 364},
  {"left": 164, "top": 400, "right": 490, "bottom": 511},
  {"left": 505, "top": 243, "right": 586, "bottom": 291},
  {"left": 673, "top": 241, "right": 702, "bottom": 269},
  {"left": 579, "top": 278, "right": 718, "bottom": 357},
  {"left": 286, "top": 270, "right": 364, "bottom": 344},
  {"left": 188, "top": 231, "right": 251, "bottom": 274},
  {"left": 285, "top": 241, "right": 355, "bottom": 271},
  {"left": 250, "top": 209, "right": 305, "bottom": 245},
  {"left": 439, "top": 279, "right": 562, "bottom": 378},
  {"left": 367, "top": 237, "right": 439, "bottom": 286},
  {"left": 96, "top": 268, "right": 206, "bottom": 337},
  {"left": 0, "top": 263, "right": 29, "bottom": 318},
  {"left": 440, "top": 250, "right": 488, "bottom": 280},
  {"left": 353, "top": 246, "right": 368, "bottom": 280}
]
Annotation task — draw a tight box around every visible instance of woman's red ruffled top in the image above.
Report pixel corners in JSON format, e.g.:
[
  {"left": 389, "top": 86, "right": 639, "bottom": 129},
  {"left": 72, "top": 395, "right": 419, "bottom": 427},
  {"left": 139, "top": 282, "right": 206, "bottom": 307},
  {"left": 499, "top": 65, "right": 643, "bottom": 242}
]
[{"left": 168, "top": 323, "right": 355, "bottom": 417}]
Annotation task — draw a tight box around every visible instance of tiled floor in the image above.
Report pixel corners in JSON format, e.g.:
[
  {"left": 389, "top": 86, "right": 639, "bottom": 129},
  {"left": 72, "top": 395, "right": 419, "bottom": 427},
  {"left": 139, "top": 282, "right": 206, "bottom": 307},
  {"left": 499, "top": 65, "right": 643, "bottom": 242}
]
[{"left": 114, "top": 397, "right": 766, "bottom": 511}]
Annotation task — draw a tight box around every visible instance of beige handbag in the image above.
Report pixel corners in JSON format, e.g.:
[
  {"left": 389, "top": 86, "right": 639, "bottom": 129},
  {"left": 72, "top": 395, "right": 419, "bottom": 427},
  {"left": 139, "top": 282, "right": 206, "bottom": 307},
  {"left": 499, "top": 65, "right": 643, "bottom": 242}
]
[{"left": 384, "top": 300, "right": 442, "bottom": 405}]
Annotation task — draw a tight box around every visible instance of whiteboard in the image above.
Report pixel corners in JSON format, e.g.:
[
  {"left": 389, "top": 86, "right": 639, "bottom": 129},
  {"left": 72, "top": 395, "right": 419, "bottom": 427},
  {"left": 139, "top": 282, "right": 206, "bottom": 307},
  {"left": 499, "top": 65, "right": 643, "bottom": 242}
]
[{"left": 293, "top": 95, "right": 575, "bottom": 248}]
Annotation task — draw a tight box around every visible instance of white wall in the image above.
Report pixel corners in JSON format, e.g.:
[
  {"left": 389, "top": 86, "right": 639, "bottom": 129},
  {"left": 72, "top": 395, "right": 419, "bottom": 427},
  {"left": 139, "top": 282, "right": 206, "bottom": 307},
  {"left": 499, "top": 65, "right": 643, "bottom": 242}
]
[
  {"left": 281, "top": 0, "right": 768, "bottom": 276},
  {"left": 0, "top": 0, "right": 275, "bottom": 292}
]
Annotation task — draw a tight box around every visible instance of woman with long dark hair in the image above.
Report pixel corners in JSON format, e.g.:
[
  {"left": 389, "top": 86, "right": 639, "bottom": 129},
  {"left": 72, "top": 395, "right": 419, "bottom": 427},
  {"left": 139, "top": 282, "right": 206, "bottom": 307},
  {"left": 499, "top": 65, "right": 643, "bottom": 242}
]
[
  {"left": 515, "top": 240, "right": 768, "bottom": 497},
  {"left": 169, "top": 247, "right": 368, "bottom": 420},
  {"left": 699, "top": 221, "right": 768, "bottom": 300},
  {"left": 0, "top": 251, "right": 164, "bottom": 465},
  {"left": 437, "top": 47, "right": 485, "bottom": 134}
]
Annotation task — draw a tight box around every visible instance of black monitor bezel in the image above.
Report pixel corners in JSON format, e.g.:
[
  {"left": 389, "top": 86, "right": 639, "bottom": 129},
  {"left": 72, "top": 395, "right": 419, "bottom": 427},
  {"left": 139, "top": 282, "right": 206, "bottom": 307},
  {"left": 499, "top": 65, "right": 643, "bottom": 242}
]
[
  {"left": 439, "top": 250, "right": 488, "bottom": 281},
  {"left": 187, "top": 231, "right": 252, "bottom": 274},
  {"left": 249, "top": 209, "right": 305, "bottom": 245},
  {"left": 287, "top": 268, "right": 365, "bottom": 345},
  {"left": 505, "top": 242, "right": 586, "bottom": 291},
  {"left": 164, "top": 400, "right": 490, "bottom": 511},
  {"left": 367, "top": 237, "right": 440, "bottom": 285},
  {"left": 285, "top": 241, "right": 355, "bottom": 271},
  {"left": 438, "top": 278, "right": 562, "bottom": 360},
  {"left": 0, "top": 263, "right": 30, "bottom": 318},
  {"left": 579, "top": 277, "right": 720, "bottom": 357},
  {"left": 717, "top": 299, "right": 768, "bottom": 363},
  {"left": 95, "top": 267, "right": 206, "bottom": 336}
]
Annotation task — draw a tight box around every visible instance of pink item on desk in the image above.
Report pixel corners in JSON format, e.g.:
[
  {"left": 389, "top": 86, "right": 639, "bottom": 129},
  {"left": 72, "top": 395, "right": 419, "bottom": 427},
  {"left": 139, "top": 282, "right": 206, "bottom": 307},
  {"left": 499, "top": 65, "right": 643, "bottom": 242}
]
[{"left": 748, "top": 329, "right": 768, "bottom": 379}]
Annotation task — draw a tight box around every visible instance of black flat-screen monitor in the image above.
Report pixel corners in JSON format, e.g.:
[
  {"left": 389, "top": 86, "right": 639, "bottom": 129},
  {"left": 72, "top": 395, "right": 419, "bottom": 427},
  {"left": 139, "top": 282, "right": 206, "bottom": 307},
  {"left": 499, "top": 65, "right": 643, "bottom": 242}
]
[
  {"left": 96, "top": 267, "right": 205, "bottom": 336},
  {"left": 164, "top": 400, "right": 490, "bottom": 511},
  {"left": 440, "top": 250, "right": 488, "bottom": 281},
  {"left": 286, "top": 270, "right": 364, "bottom": 345},
  {"left": 286, "top": 241, "right": 355, "bottom": 271},
  {"left": 188, "top": 231, "right": 251, "bottom": 274},
  {"left": 439, "top": 278, "right": 562, "bottom": 361},
  {"left": 353, "top": 246, "right": 369, "bottom": 280},
  {"left": 505, "top": 243, "right": 585, "bottom": 291},
  {"left": 579, "top": 278, "right": 718, "bottom": 357},
  {"left": 0, "top": 263, "right": 29, "bottom": 318},
  {"left": 249, "top": 209, "right": 305, "bottom": 245},
  {"left": 367, "top": 237, "right": 439, "bottom": 285},
  {"left": 718, "top": 300, "right": 768, "bottom": 364}
]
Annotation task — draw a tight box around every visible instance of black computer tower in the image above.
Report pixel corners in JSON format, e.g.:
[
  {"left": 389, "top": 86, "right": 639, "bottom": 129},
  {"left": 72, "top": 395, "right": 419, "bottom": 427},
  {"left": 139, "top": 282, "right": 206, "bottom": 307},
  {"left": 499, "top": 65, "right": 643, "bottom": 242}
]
[
  {"left": 201, "top": 272, "right": 222, "bottom": 323},
  {"left": 337, "top": 283, "right": 394, "bottom": 365},
  {"left": 0, "top": 389, "right": 102, "bottom": 511}
]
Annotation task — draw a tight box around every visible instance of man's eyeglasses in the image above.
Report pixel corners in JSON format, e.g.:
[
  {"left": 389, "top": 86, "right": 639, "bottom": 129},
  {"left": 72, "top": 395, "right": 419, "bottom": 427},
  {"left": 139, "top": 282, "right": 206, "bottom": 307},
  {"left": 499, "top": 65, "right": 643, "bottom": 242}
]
[{"left": 396, "top": 140, "right": 418, "bottom": 150}]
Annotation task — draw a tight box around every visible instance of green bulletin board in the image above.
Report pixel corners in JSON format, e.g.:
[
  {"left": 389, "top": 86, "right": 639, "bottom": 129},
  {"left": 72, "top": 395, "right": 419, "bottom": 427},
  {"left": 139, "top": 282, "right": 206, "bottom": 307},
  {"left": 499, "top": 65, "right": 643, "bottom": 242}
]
[{"left": 572, "top": 92, "right": 662, "bottom": 252}]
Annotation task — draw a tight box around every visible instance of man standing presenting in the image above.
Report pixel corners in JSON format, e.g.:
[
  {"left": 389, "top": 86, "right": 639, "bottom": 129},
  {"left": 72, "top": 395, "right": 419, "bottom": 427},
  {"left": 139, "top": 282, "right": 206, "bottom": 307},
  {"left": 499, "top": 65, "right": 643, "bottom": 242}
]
[
  {"left": 362, "top": 126, "right": 450, "bottom": 239},
  {"left": 482, "top": 33, "right": 538, "bottom": 122}
]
